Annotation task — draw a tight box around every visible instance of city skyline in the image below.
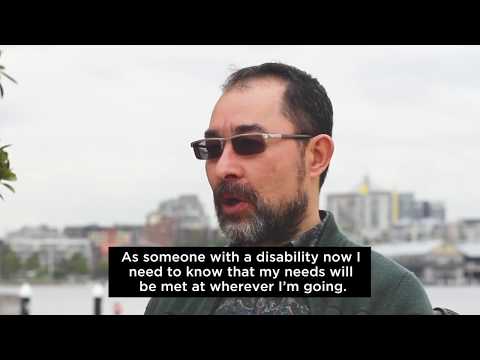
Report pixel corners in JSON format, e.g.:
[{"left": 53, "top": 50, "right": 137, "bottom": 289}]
[
  {"left": 0, "top": 178, "right": 469, "bottom": 238},
  {"left": 1, "top": 45, "right": 480, "bottom": 237}
]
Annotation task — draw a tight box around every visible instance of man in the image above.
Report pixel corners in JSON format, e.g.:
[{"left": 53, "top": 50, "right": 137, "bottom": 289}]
[{"left": 145, "top": 62, "right": 434, "bottom": 315}]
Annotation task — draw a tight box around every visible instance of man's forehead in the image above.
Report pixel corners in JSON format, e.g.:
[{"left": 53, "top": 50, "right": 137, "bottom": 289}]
[{"left": 207, "top": 81, "right": 292, "bottom": 137}]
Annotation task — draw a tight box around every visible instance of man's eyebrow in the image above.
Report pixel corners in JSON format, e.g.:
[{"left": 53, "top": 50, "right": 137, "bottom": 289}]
[
  {"left": 204, "top": 124, "right": 267, "bottom": 138},
  {"left": 204, "top": 129, "right": 221, "bottom": 138},
  {"left": 233, "top": 124, "right": 266, "bottom": 135}
]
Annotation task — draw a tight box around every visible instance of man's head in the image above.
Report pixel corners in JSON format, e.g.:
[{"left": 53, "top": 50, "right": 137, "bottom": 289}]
[{"left": 193, "top": 62, "right": 334, "bottom": 245}]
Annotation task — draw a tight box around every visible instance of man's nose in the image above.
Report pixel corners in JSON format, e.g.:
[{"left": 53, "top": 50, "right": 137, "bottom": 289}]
[{"left": 215, "top": 141, "right": 244, "bottom": 180}]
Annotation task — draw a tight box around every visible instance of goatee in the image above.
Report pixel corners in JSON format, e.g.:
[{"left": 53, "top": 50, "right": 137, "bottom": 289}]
[{"left": 214, "top": 180, "right": 308, "bottom": 246}]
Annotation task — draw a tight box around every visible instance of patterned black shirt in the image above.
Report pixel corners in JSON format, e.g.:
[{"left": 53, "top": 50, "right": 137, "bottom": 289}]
[{"left": 214, "top": 212, "right": 328, "bottom": 315}]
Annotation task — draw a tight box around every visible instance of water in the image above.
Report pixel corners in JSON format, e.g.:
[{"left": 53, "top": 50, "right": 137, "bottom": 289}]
[
  {"left": 425, "top": 286, "right": 479, "bottom": 315},
  {"left": 0, "top": 283, "right": 478, "bottom": 314},
  {"left": 0, "top": 282, "right": 149, "bottom": 315}
]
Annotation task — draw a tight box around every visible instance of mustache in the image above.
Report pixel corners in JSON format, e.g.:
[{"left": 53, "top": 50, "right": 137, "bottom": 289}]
[{"left": 213, "top": 180, "right": 258, "bottom": 205}]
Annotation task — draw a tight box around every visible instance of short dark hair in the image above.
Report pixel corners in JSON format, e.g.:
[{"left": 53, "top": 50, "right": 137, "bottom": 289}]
[{"left": 222, "top": 62, "right": 333, "bottom": 190}]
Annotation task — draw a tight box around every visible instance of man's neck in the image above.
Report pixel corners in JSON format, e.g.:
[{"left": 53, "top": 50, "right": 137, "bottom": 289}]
[
  {"left": 293, "top": 210, "right": 322, "bottom": 241},
  {"left": 255, "top": 210, "right": 322, "bottom": 247}
]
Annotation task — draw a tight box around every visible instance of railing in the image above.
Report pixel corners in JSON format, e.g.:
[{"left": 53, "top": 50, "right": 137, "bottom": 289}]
[
  {"left": 0, "top": 282, "right": 110, "bottom": 315},
  {"left": 0, "top": 292, "right": 19, "bottom": 315}
]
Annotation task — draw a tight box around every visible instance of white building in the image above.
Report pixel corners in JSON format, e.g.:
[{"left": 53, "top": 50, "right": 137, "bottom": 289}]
[
  {"left": 373, "top": 240, "right": 480, "bottom": 285},
  {"left": 4, "top": 237, "right": 93, "bottom": 275},
  {"left": 327, "top": 176, "right": 394, "bottom": 244},
  {"left": 460, "top": 219, "right": 480, "bottom": 242},
  {"left": 458, "top": 242, "right": 480, "bottom": 283},
  {"left": 6, "top": 225, "right": 60, "bottom": 240}
]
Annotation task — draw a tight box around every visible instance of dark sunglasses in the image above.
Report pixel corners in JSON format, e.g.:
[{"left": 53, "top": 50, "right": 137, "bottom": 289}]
[{"left": 190, "top": 132, "right": 312, "bottom": 160}]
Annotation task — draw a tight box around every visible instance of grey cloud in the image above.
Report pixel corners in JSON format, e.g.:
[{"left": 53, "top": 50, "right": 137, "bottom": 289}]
[{"left": 1, "top": 45, "right": 479, "bottom": 237}]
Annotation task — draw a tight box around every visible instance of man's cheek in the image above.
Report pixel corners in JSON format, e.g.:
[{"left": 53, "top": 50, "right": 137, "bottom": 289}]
[
  {"left": 261, "top": 163, "right": 286, "bottom": 189},
  {"left": 205, "top": 164, "right": 216, "bottom": 189}
]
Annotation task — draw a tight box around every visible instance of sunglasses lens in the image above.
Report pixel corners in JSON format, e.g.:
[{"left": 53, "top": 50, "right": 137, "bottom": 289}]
[
  {"left": 193, "top": 135, "right": 267, "bottom": 160},
  {"left": 194, "top": 139, "right": 223, "bottom": 160},
  {"left": 233, "top": 135, "right": 266, "bottom": 155}
]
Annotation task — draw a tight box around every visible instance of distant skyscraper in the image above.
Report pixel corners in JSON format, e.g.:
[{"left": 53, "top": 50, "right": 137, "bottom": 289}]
[
  {"left": 326, "top": 176, "right": 446, "bottom": 244},
  {"left": 414, "top": 201, "right": 446, "bottom": 223},
  {"left": 327, "top": 176, "right": 393, "bottom": 242},
  {"left": 397, "top": 193, "right": 416, "bottom": 222}
]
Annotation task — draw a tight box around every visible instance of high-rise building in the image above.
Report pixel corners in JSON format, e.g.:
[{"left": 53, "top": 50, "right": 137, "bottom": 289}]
[
  {"left": 327, "top": 176, "right": 393, "bottom": 243},
  {"left": 326, "top": 176, "right": 446, "bottom": 244},
  {"left": 397, "top": 193, "right": 416, "bottom": 222},
  {"left": 414, "top": 200, "right": 446, "bottom": 223}
]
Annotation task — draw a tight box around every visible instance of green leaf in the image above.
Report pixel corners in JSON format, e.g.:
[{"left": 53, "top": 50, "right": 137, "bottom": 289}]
[
  {"left": 1, "top": 71, "right": 17, "bottom": 84},
  {"left": 0, "top": 152, "right": 7, "bottom": 164},
  {"left": 2, "top": 182, "right": 15, "bottom": 193},
  {"left": 4, "top": 172, "right": 17, "bottom": 182},
  {"left": 0, "top": 168, "right": 8, "bottom": 179},
  {"left": 0, "top": 168, "right": 17, "bottom": 182},
  {"left": 0, "top": 142, "right": 16, "bottom": 183}
]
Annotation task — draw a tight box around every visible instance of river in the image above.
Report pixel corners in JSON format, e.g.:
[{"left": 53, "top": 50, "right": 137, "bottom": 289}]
[{"left": 0, "top": 283, "right": 478, "bottom": 314}]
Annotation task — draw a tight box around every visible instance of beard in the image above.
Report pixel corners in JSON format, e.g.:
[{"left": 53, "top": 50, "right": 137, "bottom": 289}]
[{"left": 213, "top": 179, "right": 308, "bottom": 246}]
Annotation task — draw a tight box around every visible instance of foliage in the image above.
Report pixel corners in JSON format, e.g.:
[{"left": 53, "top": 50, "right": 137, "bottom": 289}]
[
  {"left": 68, "top": 252, "right": 89, "bottom": 275},
  {"left": 0, "top": 49, "right": 17, "bottom": 98},
  {"left": 0, "top": 244, "right": 22, "bottom": 280},
  {"left": 24, "top": 252, "right": 41, "bottom": 272},
  {"left": 0, "top": 50, "right": 18, "bottom": 199},
  {"left": 0, "top": 144, "right": 17, "bottom": 200},
  {"left": 93, "top": 257, "right": 109, "bottom": 279},
  {"left": 53, "top": 252, "right": 90, "bottom": 280}
]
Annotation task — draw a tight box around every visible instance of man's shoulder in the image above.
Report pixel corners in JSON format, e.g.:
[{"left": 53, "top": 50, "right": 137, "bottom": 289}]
[
  {"left": 313, "top": 213, "right": 419, "bottom": 282},
  {"left": 311, "top": 218, "right": 433, "bottom": 314},
  {"left": 144, "top": 297, "right": 177, "bottom": 315},
  {"left": 369, "top": 247, "right": 421, "bottom": 293},
  {"left": 315, "top": 230, "right": 417, "bottom": 293},
  {"left": 368, "top": 248, "right": 433, "bottom": 314},
  {"left": 324, "top": 229, "right": 424, "bottom": 291},
  {"left": 144, "top": 296, "right": 218, "bottom": 315}
]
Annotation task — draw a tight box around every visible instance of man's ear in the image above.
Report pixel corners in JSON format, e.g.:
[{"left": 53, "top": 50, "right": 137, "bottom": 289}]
[{"left": 306, "top": 134, "right": 334, "bottom": 180}]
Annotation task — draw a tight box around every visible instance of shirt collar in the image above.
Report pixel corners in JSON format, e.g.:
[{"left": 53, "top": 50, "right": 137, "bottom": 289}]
[{"left": 289, "top": 210, "right": 330, "bottom": 247}]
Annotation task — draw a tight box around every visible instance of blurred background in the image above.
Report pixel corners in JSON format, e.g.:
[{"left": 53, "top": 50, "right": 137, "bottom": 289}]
[{"left": 1, "top": 45, "right": 479, "bottom": 314}]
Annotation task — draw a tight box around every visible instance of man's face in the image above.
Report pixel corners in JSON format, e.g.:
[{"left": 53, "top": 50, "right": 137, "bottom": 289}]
[{"left": 205, "top": 78, "right": 309, "bottom": 245}]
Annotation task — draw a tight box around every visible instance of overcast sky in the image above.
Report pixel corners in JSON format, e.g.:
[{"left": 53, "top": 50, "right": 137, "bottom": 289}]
[{"left": 1, "top": 45, "right": 479, "bottom": 237}]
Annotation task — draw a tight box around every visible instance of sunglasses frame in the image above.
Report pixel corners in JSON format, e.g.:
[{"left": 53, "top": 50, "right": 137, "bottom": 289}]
[{"left": 190, "top": 132, "right": 312, "bottom": 160}]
